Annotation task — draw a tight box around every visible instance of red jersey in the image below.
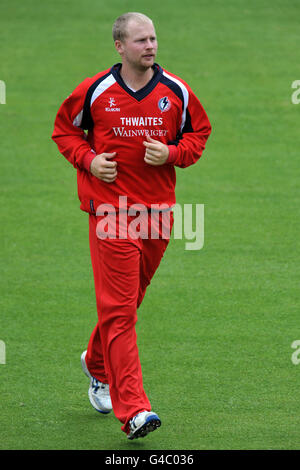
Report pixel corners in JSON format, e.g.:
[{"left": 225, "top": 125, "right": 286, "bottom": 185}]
[{"left": 51, "top": 63, "right": 211, "bottom": 214}]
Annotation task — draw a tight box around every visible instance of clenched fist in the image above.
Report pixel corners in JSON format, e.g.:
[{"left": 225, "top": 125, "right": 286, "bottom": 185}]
[
  {"left": 90, "top": 152, "right": 117, "bottom": 183},
  {"left": 143, "top": 135, "right": 169, "bottom": 166}
]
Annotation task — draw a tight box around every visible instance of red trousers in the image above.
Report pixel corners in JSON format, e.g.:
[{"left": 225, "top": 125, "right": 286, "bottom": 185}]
[{"left": 85, "top": 212, "right": 172, "bottom": 433}]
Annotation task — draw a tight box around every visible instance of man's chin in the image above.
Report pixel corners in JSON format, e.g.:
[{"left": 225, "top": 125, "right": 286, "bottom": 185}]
[{"left": 140, "top": 58, "right": 155, "bottom": 69}]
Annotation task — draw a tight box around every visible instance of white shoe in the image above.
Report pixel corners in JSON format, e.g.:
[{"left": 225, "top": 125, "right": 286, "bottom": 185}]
[
  {"left": 80, "top": 350, "right": 112, "bottom": 414},
  {"left": 127, "top": 411, "right": 161, "bottom": 440}
]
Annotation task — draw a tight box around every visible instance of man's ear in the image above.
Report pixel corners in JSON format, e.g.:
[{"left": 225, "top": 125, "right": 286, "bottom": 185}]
[{"left": 114, "top": 40, "right": 124, "bottom": 55}]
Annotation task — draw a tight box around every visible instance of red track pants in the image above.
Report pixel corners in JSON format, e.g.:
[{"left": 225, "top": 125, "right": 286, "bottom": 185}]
[{"left": 85, "top": 212, "right": 172, "bottom": 433}]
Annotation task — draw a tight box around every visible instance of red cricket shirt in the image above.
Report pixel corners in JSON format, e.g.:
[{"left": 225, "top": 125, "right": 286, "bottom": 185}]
[{"left": 52, "top": 63, "right": 211, "bottom": 213}]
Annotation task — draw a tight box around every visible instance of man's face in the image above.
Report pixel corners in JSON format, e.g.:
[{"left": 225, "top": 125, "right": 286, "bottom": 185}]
[{"left": 115, "top": 20, "right": 158, "bottom": 71}]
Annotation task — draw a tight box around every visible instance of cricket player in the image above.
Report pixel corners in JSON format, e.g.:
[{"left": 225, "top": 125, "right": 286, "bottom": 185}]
[{"left": 52, "top": 12, "right": 211, "bottom": 440}]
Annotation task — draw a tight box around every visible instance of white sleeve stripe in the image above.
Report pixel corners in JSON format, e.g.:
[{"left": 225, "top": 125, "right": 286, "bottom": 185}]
[
  {"left": 91, "top": 74, "right": 116, "bottom": 107},
  {"left": 73, "top": 109, "right": 83, "bottom": 127},
  {"left": 72, "top": 74, "right": 116, "bottom": 128},
  {"left": 162, "top": 71, "right": 189, "bottom": 132}
]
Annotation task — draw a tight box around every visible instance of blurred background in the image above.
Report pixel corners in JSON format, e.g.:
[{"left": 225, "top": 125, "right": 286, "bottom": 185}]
[{"left": 0, "top": 0, "right": 300, "bottom": 450}]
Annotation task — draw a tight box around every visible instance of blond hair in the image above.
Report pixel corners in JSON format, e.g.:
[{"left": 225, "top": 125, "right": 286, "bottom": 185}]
[{"left": 112, "top": 12, "right": 153, "bottom": 42}]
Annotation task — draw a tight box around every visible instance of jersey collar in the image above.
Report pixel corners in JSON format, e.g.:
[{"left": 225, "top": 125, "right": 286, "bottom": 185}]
[{"left": 111, "top": 63, "right": 163, "bottom": 101}]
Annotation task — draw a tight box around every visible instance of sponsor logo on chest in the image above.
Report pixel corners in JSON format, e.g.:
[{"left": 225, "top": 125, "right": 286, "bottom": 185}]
[
  {"left": 112, "top": 116, "right": 168, "bottom": 138},
  {"left": 103, "top": 97, "right": 172, "bottom": 137}
]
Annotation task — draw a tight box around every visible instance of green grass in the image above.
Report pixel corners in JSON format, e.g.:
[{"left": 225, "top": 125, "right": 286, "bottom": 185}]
[{"left": 1, "top": 0, "right": 300, "bottom": 450}]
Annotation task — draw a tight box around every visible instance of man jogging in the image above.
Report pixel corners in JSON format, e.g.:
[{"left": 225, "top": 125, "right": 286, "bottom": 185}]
[{"left": 52, "top": 12, "right": 211, "bottom": 440}]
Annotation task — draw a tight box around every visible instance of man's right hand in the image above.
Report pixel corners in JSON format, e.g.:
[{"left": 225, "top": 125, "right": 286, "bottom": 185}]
[{"left": 90, "top": 153, "right": 117, "bottom": 183}]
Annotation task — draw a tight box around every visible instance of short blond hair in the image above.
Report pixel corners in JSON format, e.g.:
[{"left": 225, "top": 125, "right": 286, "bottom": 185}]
[{"left": 112, "top": 12, "right": 153, "bottom": 42}]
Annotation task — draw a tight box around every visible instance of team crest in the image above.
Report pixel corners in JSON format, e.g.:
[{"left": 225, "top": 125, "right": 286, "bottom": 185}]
[{"left": 158, "top": 96, "right": 171, "bottom": 112}]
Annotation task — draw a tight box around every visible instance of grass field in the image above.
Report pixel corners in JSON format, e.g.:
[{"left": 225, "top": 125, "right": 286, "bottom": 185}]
[{"left": 1, "top": 0, "right": 300, "bottom": 450}]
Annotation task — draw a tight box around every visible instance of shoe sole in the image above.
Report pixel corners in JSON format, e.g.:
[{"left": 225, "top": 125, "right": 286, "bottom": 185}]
[{"left": 128, "top": 416, "right": 161, "bottom": 440}]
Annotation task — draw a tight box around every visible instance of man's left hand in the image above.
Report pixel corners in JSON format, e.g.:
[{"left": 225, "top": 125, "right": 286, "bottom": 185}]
[{"left": 143, "top": 134, "right": 169, "bottom": 166}]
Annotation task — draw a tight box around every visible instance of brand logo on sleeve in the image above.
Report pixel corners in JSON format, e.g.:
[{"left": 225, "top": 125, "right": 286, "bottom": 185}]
[{"left": 158, "top": 96, "right": 171, "bottom": 112}]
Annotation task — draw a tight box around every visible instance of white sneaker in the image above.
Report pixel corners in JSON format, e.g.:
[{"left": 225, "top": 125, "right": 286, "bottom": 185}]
[
  {"left": 80, "top": 350, "right": 112, "bottom": 414},
  {"left": 127, "top": 411, "right": 161, "bottom": 440}
]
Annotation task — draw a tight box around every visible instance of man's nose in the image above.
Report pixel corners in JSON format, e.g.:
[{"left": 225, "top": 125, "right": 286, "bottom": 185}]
[{"left": 145, "top": 39, "right": 154, "bottom": 48}]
